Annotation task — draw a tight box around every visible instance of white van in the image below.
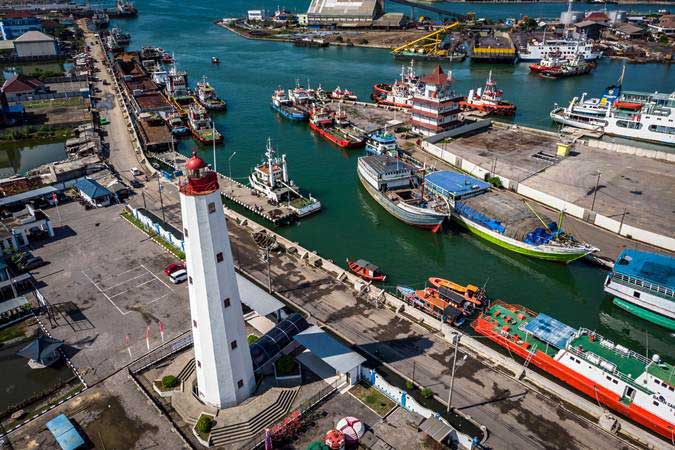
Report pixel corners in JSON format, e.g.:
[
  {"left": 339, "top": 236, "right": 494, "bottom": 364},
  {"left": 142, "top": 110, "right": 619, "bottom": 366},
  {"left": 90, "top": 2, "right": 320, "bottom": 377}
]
[{"left": 169, "top": 269, "right": 187, "bottom": 284}]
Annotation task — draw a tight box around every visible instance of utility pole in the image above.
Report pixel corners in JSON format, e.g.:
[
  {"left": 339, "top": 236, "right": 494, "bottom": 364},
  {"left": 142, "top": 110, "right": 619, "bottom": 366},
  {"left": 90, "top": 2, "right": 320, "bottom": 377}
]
[
  {"left": 228, "top": 151, "right": 237, "bottom": 193},
  {"left": 591, "top": 170, "right": 601, "bottom": 211},
  {"left": 157, "top": 175, "right": 166, "bottom": 224},
  {"left": 412, "top": 361, "right": 416, "bottom": 387},
  {"left": 618, "top": 208, "right": 627, "bottom": 235},
  {"left": 212, "top": 120, "right": 217, "bottom": 174},
  {"left": 447, "top": 333, "right": 460, "bottom": 412}
]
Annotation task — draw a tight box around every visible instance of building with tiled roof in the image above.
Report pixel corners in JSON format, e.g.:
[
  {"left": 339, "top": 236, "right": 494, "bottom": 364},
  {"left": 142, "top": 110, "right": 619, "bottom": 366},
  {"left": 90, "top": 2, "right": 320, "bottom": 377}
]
[
  {"left": 410, "top": 66, "right": 462, "bottom": 137},
  {"left": 1, "top": 74, "right": 46, "bottom": 102}
]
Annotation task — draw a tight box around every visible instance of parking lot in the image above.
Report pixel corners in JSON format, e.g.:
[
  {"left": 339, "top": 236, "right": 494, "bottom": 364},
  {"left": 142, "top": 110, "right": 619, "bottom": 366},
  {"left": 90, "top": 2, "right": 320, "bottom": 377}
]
[{"left": 28, "top": 201, "right": 191, "bottom": 384}]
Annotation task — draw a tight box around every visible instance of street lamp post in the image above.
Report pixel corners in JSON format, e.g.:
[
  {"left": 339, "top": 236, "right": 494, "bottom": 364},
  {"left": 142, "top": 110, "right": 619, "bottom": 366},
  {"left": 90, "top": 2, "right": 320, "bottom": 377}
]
[
  {"left": 228, "top": 151, "right": 237, "bottom": 193},
  {"left": 447, "top": 333, "right": 461, "bottom": 412}
]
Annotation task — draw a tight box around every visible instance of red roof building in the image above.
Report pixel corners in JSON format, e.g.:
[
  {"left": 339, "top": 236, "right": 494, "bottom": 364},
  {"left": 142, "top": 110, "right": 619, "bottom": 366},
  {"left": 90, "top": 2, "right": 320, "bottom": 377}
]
[
  {"left": 1, "top": 74, "right": 46, "bottom": 102},
  {"left": 410, "top": 66, "right": 462, "bottom": 137}
]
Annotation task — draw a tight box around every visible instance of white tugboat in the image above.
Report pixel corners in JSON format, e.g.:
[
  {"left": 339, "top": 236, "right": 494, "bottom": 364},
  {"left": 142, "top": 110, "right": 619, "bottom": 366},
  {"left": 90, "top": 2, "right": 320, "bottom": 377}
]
[{"left": 249, "top": 139, "right": 322, "bottom": 218}]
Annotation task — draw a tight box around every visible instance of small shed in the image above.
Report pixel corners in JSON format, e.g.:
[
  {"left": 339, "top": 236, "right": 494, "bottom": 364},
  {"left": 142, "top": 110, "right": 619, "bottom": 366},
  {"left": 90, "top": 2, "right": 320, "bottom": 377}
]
[
  {"left": 74, "top": 178, "right": 114, "bottom": 207},
  {"left": 293, "top": 325, "right": 366, "bottom": 386},
  {"left": 613, "top": 23, "right": 646, "bottom": 39},
  {"left": 46, "top": 414, "right": 86, "bottom": 450}
]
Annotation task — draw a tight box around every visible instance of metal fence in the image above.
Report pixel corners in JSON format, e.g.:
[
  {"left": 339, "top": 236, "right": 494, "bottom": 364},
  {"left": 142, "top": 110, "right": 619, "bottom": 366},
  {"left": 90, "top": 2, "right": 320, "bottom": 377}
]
[{"left": 128, "top": 331, "right": 193, "bottom": 374}]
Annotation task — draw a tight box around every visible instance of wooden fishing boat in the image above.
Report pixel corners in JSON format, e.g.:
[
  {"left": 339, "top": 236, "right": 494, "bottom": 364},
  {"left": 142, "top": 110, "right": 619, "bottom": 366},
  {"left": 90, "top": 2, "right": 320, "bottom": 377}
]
[
  {"left": 347, "top": 259, "right": 386, "bottom": 282},
  {"left": 428, "top": 277, "right": 485, "bottom": 306}
]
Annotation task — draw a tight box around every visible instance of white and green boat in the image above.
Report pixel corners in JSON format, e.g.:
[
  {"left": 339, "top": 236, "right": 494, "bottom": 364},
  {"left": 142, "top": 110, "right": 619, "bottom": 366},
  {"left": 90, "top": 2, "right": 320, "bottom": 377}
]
[{"left": 425, "top": 171, "right": 597, "bottom": 263}]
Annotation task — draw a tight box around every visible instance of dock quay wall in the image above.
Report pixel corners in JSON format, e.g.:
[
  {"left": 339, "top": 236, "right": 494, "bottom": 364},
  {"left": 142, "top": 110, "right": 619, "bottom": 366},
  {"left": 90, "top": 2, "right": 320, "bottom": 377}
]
[
  {"left": 420, "top": 140, "right": 675, "bottom": 252},
  {"left": 582, "top": 138, "right": 675, "bottom": 163},
  {"left": 222, "top": 206, "right": 665, "bottom": 450}
]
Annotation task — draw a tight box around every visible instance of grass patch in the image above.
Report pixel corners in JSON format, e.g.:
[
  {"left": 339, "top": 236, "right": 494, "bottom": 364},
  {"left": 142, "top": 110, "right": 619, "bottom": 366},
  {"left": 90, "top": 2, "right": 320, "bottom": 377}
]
[
  {"left": 0, "top": 126, "right": 73, "bottom": 143},
  {"left": 121, "top": 211, "right": 185, "bottom": 260},
  {"left": 0, "top": 323, "right": 27, "bottom": 344},
  {"left": 350, "top": 382, "right": 396, "bottom": 417},
  {"left": 23, "top": 97, "right": 85, "bottom": 109}
]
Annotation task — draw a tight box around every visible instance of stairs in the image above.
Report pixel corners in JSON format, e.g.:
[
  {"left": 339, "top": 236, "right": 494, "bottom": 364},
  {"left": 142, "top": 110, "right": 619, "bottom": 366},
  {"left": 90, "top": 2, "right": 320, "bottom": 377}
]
[
  {"left": 177, "top": 358, "right": 195, "bottom": 382},
  {"left": 210, "top": 388, "right": 298, "bottom": 446}
]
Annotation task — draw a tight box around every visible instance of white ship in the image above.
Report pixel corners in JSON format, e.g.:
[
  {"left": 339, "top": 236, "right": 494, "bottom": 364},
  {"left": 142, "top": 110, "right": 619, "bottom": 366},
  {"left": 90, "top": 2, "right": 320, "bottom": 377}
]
[
  {"left": 519, "top": 36, "right": 602, "bottom": 62},
  {"left": 371, "top": 60, "right": 424, "bottom": 109},
  {"left": 550, "top": 88, "right": 675, "bottom": 146},
  {"left": 249, "top": 139, "right": 321, "bottom": 218}
]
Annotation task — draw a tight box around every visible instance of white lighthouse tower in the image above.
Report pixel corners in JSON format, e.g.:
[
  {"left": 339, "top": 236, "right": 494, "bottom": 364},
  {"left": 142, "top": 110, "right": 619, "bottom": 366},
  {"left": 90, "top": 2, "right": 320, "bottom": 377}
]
[{"left": 179, "top": 153, "right": 255, "bottom": 408}]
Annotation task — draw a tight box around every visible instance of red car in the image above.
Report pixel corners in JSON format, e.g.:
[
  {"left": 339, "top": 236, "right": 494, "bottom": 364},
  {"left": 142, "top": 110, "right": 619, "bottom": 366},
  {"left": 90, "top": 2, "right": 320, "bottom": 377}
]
[{"left": 164, "top": 262, "right": 186, "bottom": 276}]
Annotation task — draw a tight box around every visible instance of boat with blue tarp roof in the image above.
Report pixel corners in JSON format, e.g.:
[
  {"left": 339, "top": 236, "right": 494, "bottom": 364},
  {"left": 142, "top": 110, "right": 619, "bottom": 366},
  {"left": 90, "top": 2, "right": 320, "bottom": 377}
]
[
  {"left": 604, "top": 249, "right": 675, "bottom": 330},
  {"left": 424, "top": 171, "right": 596, "bottom": 263}
]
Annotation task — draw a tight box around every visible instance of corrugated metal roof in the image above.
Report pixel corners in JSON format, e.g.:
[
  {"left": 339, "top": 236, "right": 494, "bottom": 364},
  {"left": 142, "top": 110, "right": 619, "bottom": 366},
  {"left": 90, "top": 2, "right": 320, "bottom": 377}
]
[
  {"left": 425, "top": 171, "right": 490, "bottom": 199},
  {"left": 15, "top": 30, "right": 55, "bottom": 42},
  {"left": 294, "top": 325, "right": 366, "bottom": 373},
  {"left": 614, "top": 249, "right": 674, "bottom": 289},
  {"left": 523, "top": 314, "right": 576, "bottom": 350},
  {"left": 308, "top": 0, "right": 378, "bottom": 17},
  {"left": 46, "top": 414, "right": 85, "bottom": 450},
  {"left": 74, "top": 178, "right": 112, "bottom": 199},
  {"left": 0, "top": 185, "right": 57, "bottom": 207},
  {"left": 237, "top": 273, "right": 284, "bottom": 316}
]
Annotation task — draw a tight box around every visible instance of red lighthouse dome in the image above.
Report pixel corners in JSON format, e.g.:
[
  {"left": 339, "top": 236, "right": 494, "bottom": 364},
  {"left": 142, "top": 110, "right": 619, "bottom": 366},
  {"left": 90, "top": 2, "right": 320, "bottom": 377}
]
[
  {"left": 186, "top": 152, "right": 208, "bottom": 171},
  {"left": 180, "top": 152, "right": 219, "bottom": 196}
]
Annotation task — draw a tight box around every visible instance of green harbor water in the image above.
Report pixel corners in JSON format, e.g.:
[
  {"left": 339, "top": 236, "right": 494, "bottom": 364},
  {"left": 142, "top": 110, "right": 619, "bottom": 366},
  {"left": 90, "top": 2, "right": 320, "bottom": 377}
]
[{"left": 110, "top": 1, "right": 674, "bottom": 359}]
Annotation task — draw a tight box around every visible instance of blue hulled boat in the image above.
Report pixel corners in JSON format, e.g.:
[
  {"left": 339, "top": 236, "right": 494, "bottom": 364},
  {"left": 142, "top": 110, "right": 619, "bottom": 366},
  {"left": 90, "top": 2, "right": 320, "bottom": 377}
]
[{"left": 271, "top": 88, "right": 307, "bottom": 121}]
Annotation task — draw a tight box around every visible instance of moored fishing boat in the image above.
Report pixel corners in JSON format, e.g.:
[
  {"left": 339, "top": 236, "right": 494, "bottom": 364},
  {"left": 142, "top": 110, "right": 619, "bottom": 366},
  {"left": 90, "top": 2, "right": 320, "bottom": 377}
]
[
  {"left": 270, "top": 88, "right": 308, "bottom": 121},
  {"left": 428, "top": 277, "right": 486, "bottom": 307},
  {"left": 459, "top": 71, "right": 516, "bottom": 116},
  {"left": 346, "top": 259, "right": 386, "bottom": 282},
  {"left": 165, "top": 111, "right": 189, "bottom": 136},
  {"left": 604, "top": 249, "right": 675, "bottom": 331},
  {"left": 396, "top": 286, "right": 466, "bottom": 325},
  {"left": 187, "top": 103, "right": 222, "bottom": 144},
  {"left": 357, "top": 155, "right": 449, "bottom": 231},
  {"left": 249, "top": 138, "right": 321, "bottom": 217},
  {"left": 365, "top": 129, "right": 399, "bottom": 157},
  {"left": 309, "top": 107, "right": 365, "bottom": 149},
  {"left": 472, "top": 301, "right": 675, "bottom": 440},
  {"left": 424, "top": 171, "right": 596, "bottom": 262},
  {"left": 539, "top": 54, "right": 596, "bottom": 79},
  {"left": 329, "top": 86, "right": 357, "bottom": 101},
  {"left": 371, "top": 60, "right": 422, "bottom": 109},
  {"left": 196, "top": 76, "right": 227, "bottom": 111}
]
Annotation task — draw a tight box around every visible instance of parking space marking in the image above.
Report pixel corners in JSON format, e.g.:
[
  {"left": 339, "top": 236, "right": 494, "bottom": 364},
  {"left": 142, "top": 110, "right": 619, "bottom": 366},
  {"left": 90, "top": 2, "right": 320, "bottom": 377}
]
[
  {"left": 134, "top": 278, "right": 156, "bottom": 289},
  {"left": 82, "top": 271, "right": 130, "bottom": 316},
  {"left": 102, "top": 272, "right": 150, "bottom": 291},
  {"left": 147, "top": 292, "right": 170, "bottom": 305},
  {"left": 141, "top": 264, "right": 174, "bottom": 291}
]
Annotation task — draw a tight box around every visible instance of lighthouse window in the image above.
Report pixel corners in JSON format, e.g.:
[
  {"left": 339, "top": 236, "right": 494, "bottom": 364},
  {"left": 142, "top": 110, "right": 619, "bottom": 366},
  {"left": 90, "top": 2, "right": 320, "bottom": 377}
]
[
  {"left": 231, "top": 340, "right": 238, "bottom": 349},
  {"left": 193, "top": 320, "right": 197, "bottom": 328},
  {"left": 197, "top": 360, "right": 201, "bottom": 368},
  {"left": 184, "top": 228, "right": 188, "bottom": 238},
  {"left": 189, "top": 276, "right": 193, "bottom": 284},
  {"left": 238, "top": 379, "right": 244, "bottom": 389},
  {"left": 217, "top": 252, "right": 223, "bottom": 262},
  {"left": 224, "top": 298, "right": 231, "bottom": 308},
  {"left": 208, "top": 202, "right": 216, "bottom": 213}
]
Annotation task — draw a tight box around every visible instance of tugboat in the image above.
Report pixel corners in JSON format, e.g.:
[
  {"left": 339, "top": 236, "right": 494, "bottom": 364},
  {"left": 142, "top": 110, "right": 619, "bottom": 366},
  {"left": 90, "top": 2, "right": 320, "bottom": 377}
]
[
  {"left": 529, "top": 53, "right": 565, "bottom": 74},
  {"left": 211, "top": 56, "right": 220, "bottom": 64},
  {"left": 371, "top": 60, "right": 422, "bottom": 109},
  {"left": 271, "top": 88, "right": 308, "bottom": 121},
  {"left": 459, "top": 71, "right": 516, "bottom": 116},
  {"left": 187, "top": 104, "right": 222, "bottom": 144},
  {"left": 309, "top": 106, "right": 365, "bottom": 149},
  {"left": 397, "top": 286, "right": 466, "bottom": 325},
  {"left": 365, "top": 128, "right": 399, "bottom": 157},
  {"left": 288, "top": 82, "right": 312, "bottom": 105},
  {"left": 161, "top": 52, "right": 174, "bottom": 64},
  {"left": 346, "top": 259, "right": 386, "bottom": 282},
  {"left": 165, "top": 112, "right": 189, "bottom": 136},
  {"left": 539, "top": 53, "right": 596, "bottom": 79},
  {"left": 329, "top": 86, "right": 358, "bottom": 101},
  {"left": 196, "top": 76, "right": 227, "bottom": 111},
  {"left": 249, "top": 138, "right": 321, "bottom": 218}
]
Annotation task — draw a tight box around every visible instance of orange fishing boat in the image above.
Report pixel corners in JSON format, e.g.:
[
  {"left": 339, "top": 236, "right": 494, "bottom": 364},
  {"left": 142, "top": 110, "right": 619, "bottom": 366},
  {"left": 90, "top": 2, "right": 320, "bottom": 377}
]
[
  {"left": 347, "top": 259, "right": 386, "bottom": 282},
  {"left": 428, "top": 277, "right": 486, "bottom": 306}
]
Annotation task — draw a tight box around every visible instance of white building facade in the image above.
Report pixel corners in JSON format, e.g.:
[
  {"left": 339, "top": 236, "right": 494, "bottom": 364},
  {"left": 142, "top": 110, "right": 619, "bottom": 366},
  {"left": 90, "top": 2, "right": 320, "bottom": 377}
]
[{"left": 179, "top": 154, "right": 255, "bottom": 409}]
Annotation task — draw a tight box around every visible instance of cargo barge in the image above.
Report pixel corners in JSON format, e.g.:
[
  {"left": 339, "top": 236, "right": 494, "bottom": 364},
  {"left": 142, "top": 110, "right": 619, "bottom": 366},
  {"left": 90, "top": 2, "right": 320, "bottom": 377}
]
[{"left": 472, "top": 301, "right": 675, "bottom": 440}]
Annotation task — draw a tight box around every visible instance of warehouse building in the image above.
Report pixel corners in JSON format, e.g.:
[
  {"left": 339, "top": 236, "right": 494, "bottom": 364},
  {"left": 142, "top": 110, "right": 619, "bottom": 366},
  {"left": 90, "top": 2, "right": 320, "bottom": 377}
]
[
  {"left": 307, "top": 0, "right": 384, "bottom": 27},
  {"left": 14, "top": 30, "right": 58, "bottom": 58}
]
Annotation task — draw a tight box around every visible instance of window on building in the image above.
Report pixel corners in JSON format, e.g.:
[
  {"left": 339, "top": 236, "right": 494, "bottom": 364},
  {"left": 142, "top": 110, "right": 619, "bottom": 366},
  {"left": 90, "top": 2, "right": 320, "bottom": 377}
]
[
  {"left": 197, "top": 360, "right": 201, "bottom": 368},
  {"left": 238, "top": 379, "right": 244, "bottom": 389},
  {"left": 217, "top": 252, "right": 223, "bottom": 262},
  {"left": 189, "top": 276, "right": 193, "bottom": 284},
  {"left": 193, "top": 320, "right": 197, "bottom": 328},
  {"left": 208, "top": 202, "right": 216, "bottom": 213},
  {"left": 231, "top": 340, "right": 238, "bottom": 350},
  {"left": 224, "top": 298, "right": 231, "bottom": 308},
  {"left": 184, "top": 228, "right": 188, "bottom": 238}
]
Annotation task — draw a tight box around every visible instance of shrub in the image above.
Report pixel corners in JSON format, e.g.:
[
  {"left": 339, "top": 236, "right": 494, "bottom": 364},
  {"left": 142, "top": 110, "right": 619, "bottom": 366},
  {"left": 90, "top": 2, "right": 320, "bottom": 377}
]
[
  {"left": 405, "top": 380, "right": 414, "bottom": 391},
  {"left": 247, "top": 334, "right": 259, "bottom": 345},
  {"left": 196, "top": 415, "right": 214, "bottom": 434},
  {"left": 335, "top": 35, "right": 343, "bottom": 43},
  {"left": 487, "top": 176, "right": 503, "bottom": 188},
  {"left": 421, "top": 387, "right": 433, "bottom": 399},
  {"left": 162, "top": 375, "right": 178, "bottom": 389},
  {"left": 358, "top": 38, "right": 369, "bottom": 45}
]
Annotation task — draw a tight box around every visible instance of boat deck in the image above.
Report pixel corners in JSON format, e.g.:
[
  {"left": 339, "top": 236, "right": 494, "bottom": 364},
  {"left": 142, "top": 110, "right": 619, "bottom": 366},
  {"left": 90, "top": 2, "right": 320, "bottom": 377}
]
[
  {"left": 462, "top": 190, "right": 552, "bottom": 241},
  {"left": 568, "top": 334, "right": 647, "bottom": 380},
  {"left": 479, "top": 303, "right": 559, "bottom": 358}
]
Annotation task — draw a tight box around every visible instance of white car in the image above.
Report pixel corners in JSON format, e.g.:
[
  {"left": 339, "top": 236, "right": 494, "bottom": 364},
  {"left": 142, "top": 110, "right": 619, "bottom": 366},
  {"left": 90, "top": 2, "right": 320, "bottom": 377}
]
[
  {"left": 130, "top": 167, "right": 143, "bottom": 176},
  {"left": 169, "top": 269, "right": 187, "bottom": 284}
]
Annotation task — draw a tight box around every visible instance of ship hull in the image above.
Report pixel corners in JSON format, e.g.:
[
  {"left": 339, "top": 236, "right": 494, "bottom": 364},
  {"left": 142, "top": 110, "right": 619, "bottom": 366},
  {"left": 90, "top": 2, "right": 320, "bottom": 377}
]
[
  {"left": 191, "top": 129, "right": 223, "bottom": 145},
  {"left": 472, "top": 316, "right": 675, "bottom": 440},
  {"left": 309, "top": 121, "right": 363, "bottom": 148},
  {"left": 271, "top": 102, "right": 307, "bottom": 121},
  {"left": 453, "top": 213, "right": 591, "bottom": 263},
  {"left": 612, "top": 298, "right": 675, "bottom": 331},
  {"left": 358, "top": 170, "right": 445, "bottom": 229}
]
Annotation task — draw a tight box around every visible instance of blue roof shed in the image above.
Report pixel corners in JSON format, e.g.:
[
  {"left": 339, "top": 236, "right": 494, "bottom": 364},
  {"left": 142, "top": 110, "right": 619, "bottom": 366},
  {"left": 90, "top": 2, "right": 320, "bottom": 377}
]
[
  {"left": 74, "top": 178, "right": 112, "bottom": 200},
  {"left": 425, "top": 171, "right": 491, "bottom": 200},
  {"left": 46, "top": 414, "right": 85, "bottom": 450},
  {"left": 614, "top": 249, "right": 674, "bottom": 289}
]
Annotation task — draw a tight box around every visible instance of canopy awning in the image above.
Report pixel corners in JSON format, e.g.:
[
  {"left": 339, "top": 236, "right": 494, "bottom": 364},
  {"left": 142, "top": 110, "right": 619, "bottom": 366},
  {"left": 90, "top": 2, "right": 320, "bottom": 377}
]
[{"left": 294, "top": 325, "right": 366, "bottom": 374}]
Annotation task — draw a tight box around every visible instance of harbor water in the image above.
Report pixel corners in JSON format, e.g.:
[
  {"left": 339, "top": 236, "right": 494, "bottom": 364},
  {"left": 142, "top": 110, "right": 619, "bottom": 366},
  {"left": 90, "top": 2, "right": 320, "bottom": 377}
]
[
  {"left": 0, "top": 142, "right": 67, "bottom": 178},
  {"left": 110, "top": 1, "right": 673, "bottom": 359}
]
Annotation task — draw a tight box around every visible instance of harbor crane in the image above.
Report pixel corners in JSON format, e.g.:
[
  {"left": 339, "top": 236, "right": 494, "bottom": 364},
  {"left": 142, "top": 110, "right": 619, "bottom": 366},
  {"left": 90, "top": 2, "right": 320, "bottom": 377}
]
[{"left": 391, "top": 22, "right": 461, "bottom": 60}]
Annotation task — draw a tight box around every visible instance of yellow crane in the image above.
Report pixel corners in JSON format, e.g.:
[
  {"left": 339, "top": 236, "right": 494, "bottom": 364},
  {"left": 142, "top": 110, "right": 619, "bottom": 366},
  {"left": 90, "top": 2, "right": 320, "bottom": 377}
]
[{"left": 391, "top": 22, "right": 461, "bottom": 59}]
